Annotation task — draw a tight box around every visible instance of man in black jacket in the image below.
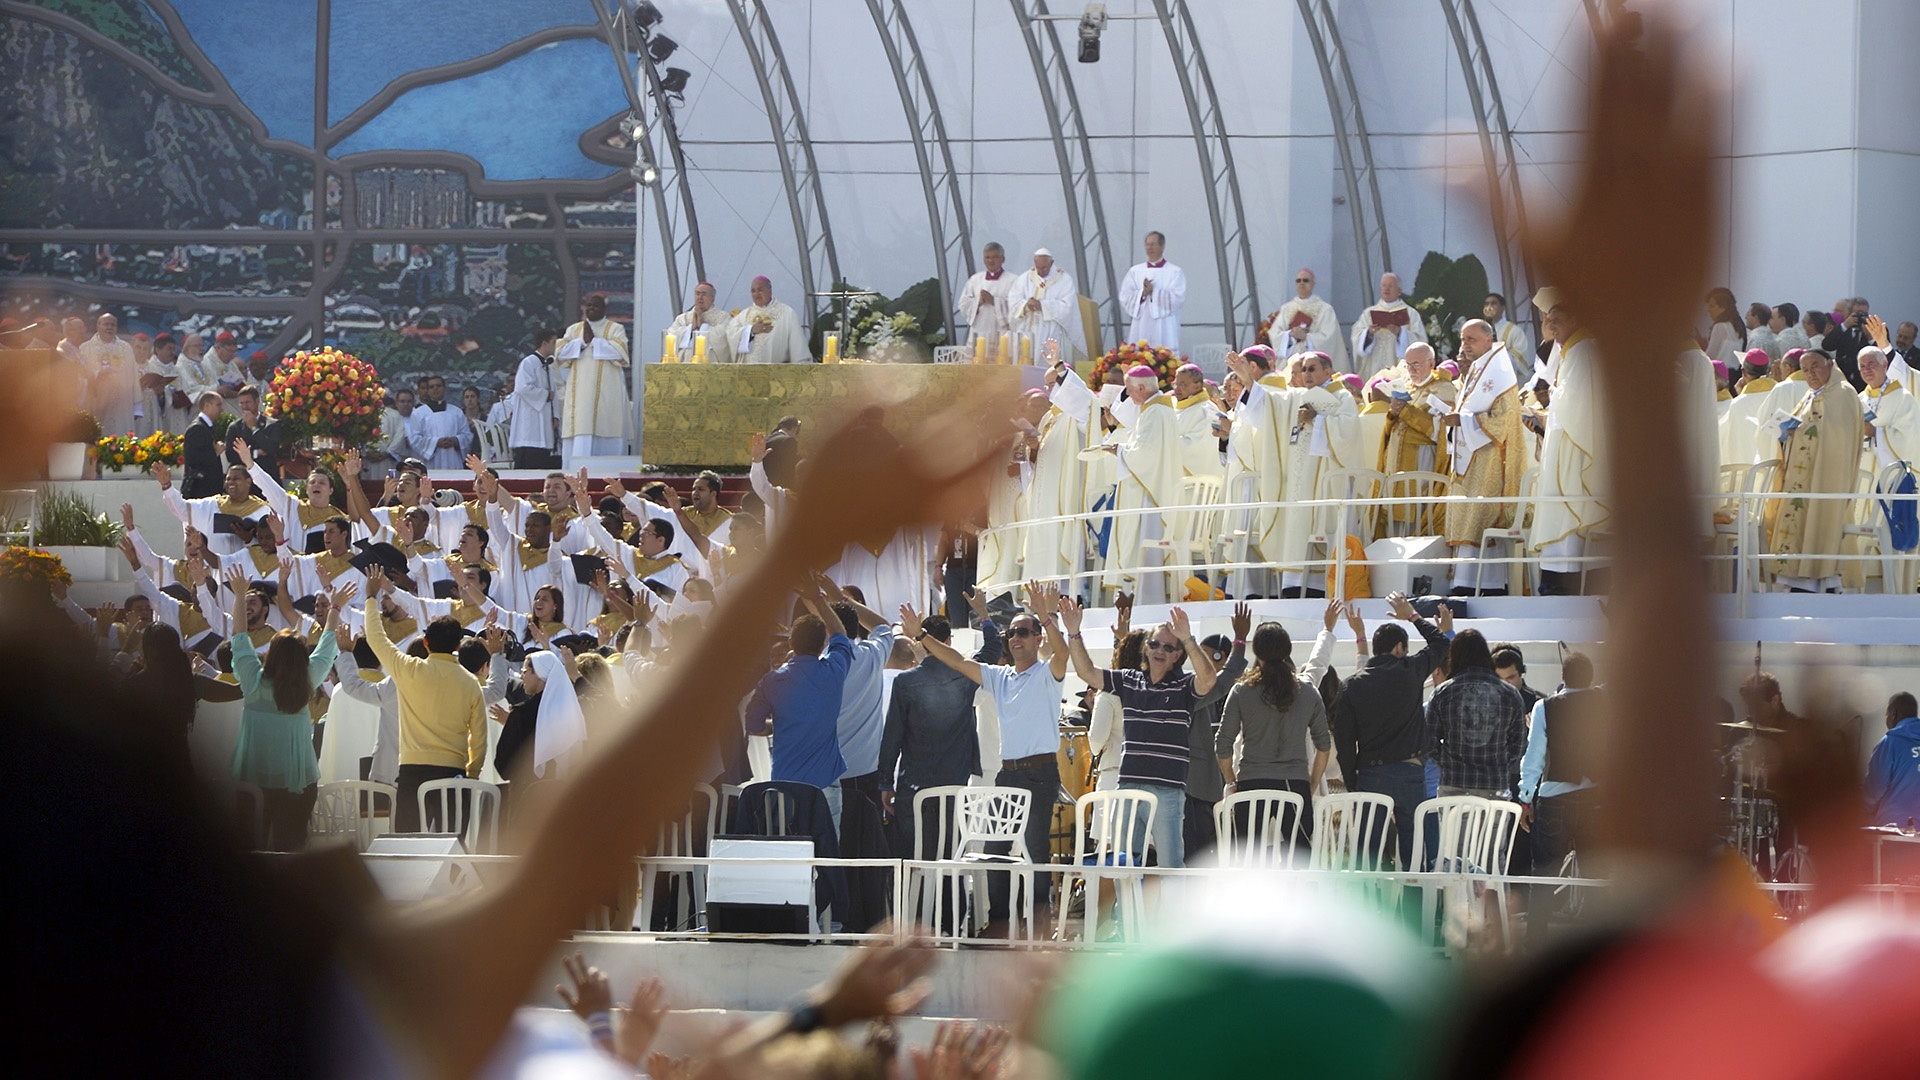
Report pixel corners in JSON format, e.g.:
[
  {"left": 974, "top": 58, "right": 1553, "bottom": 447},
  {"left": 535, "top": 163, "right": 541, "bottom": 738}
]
[
  {"left": 878, "top": 610, "right": 1002, "bottom": 858},
  {"left": 1329, "top": 591, "right": 1448, "bottom": 869},
  {"left": 224, "top": 385, "right": 282, "bottom": 482},
  {"left": 180, "top": 391, "right": 227, "bottom": 500}
]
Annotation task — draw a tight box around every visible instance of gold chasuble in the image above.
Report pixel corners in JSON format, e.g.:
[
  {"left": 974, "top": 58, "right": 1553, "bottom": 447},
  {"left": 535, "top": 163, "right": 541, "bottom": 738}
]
[{"left": 1765, "top": 384, "right": 1864, "bottom": 581}]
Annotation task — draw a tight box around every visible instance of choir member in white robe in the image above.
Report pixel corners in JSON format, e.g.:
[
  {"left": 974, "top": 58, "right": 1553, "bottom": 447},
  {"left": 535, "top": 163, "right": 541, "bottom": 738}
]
[
  {"left": 1018, "top": 364, "right": 1095, "bottom": 592},
  {"left": 1101, "top": 367, "right": 1184, "bottom": 602},
  {"left": 1350, "top": 273, "right": 1428, "bottom": 379},
  {"left": 1268, "top": 352, "right": 1364, "bottom": 595},
  {"left": 508, "top": 330, "right": 561, "bottom": 468},
  {"left": 1527, "top": 296, "right": 1608, "bottom": 594},
  {"left": 555, "top": 293, "right": 630, "bottom": 459},
  {"left": 1118, "top": 232, "right": 1186, "bottom": 350},
  {"left": 727, "top": 276, "right": 810, "bottom": 364},
  {"left": 481, "top": 502, "right": 589, "bottom": 616},
  {"left": 1172, "top": 364, "right": 1224, "bottom": 482},
  {"left": 1220, "top": 345, "right": 1289, "bottom": 597},
  {"left": 1859, "top": 347, "right": 1920, "bottom": 594},
  {"left": 1270, "top": 268, "right": 1349, "bottom": 372},
  {"left": 81, "top": 313, "right": 141, "bottom": 436},
  {"left": 404, "top": 375, "right": 474, "bottom": 472},
  {"left": 977, "top": 390, "right": 1048, "bottom": 596},
  {"left": 1484, "top": 293, "right": 1535, "bottom": 383},
  {"left": 665, "top": 282, "right": 734, "bottom": 364},
  {"left": 957, "top": 243, "right": 1016, "bottom": 347},
  {"left": 1006, "top": 249, "right": 1087, "bottom": 365}
]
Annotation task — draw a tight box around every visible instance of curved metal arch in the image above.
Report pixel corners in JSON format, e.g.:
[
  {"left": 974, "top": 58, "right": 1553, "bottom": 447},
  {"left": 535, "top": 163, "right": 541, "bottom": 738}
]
[
  {"left": 727, "top": 0, "right": 839, "bottom": 333},
  {"left": 587, "top": 0, "right": 706, "bottom": 312},
  {"left": 864, "top": 0, "right": 975, "bottom": 346},
  {"left": 1150, "top": 0, "right": 1261, "bottom": 343},
  {"left": 1296, "top": 0, "right": 1392, "bottom": 306},
  {"left": 1439, "top": 0, "right": 1533, "bottom": 315},
  {"left": 1009, "top": 0, "right": 1122, "bottom": 350}
]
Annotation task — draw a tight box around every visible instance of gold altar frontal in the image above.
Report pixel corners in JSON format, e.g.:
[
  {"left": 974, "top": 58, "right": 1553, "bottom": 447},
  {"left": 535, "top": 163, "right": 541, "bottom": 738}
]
[{"left": 641, "top": 363, "right": 1026, "bottom": 467}]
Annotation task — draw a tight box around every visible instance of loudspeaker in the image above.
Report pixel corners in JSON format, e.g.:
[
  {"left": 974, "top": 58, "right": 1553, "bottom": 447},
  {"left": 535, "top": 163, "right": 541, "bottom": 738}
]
[
  {"left": 705, "top": 836, "right": 815, "bottom": 938},
  {"left": 364, "top": 834, "right": 468, "bottom": 903}
]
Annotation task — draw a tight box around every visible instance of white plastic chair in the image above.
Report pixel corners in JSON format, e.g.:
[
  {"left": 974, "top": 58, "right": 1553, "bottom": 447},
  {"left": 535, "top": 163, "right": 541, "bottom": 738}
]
[
  {"left": 311, "top": 780, "right": 397, "bottom": 851},
  {"left": 907, "top": 785, "right": 968, "bottom": 937},
  {"left": 954, "top": 786, "right": 1036, "bottom": 940},
  {"left": 1186, "top": 342, "right": 1232, "bottom": 381},
  {"left": 641, "top": 781, "right": 718, "bottom": 932},
  {"left": 1309, "top": 467, "right": 1387, "bottom": 563},
  {"left": 416, "top": 778, "right": 501, "bottom": 854},
  {"left": 1383, "top": 470, "right": 1451, "bottom": 539},
  {"left": 0, "top": 488, "right": 37, "bottom": 547},
  {"left": 1214, "top": 789, "right": 1307, "bottom": 868},
  {"left": 1477, "top": 465, "right": 1540, "bottom": 595},
  {"left": 1483, "top": 800, "right": 1524, "bottom": 948},
  {"left": 1058, "top": 789, "right": 1158, "bottom": 943},
  {"left": 1143, "top": 475, "right": 1223, "bottom": 593},
  {"left": 1842, "top": 466, "right": 1883, "bottom": 590},
  {"left": 932, "top": 345, "right": 972, "bottom": 364},
  {"left": 1308, "top": 791, "right": 1397, "bottom": 871}
]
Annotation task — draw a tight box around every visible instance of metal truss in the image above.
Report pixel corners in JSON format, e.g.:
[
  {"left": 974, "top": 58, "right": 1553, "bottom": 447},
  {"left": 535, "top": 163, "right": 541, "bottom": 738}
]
[
  {"left": 1009, "top": 0, "right": 1122, "bottom": 348},
  {"left": 865, "top": 0, "right": 975, "bottom": 345},
  {"left": 727, "top": 0, "right": 839, "bottom": 331},
  {"left": 1439, "top": 0, "right": 1533, "bottom": 313},
  {"left": 1150, "top": 0, "right": 1261, "bottom": 342},
  {"left": 1296, "top": 0, "right": 1392, "bottom": 305},
  {"left": 588, "top": 0, "right": 707, "bottom": 311}
]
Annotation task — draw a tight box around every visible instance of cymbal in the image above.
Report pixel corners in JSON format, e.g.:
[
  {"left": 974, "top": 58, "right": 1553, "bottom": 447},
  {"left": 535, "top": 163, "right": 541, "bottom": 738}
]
[{"left": 1721, "top": 719, "right": 1786, "bottom": 735}]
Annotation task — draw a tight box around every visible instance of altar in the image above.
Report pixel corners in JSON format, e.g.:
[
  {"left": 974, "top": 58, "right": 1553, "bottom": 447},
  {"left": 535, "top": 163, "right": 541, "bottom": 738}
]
[{"left": 638, "top": 362, "right": 1037, "bottom": 467}]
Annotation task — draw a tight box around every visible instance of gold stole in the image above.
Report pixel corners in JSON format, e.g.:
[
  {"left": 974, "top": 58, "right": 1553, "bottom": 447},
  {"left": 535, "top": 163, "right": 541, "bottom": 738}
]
[
  {"left": 406, "top": 540, "right": 440, "bottom": 558},
  {"left": 247, "top": 626, "right": 276, "bottom": 648},
  {"left": 447, "top": 552, "right": 498, "bottom": 575},
  {"left": 245, "top": 546, "right": 279, "bottom": 576},
  {"left": 178, "top": 605, "right": 211, "bottom": 640},
  {"left": 1174, "top": 392, "right": 1208, "bottom": 411},
  {"left": 315, "top": 550, "right": 354, "bottom": 579},
  {"left": 517, "top": 540, "right": 550, "bottom": 572},
  {"left": 296, "top": 502, "right": 337, "bottom": 529},
  {"left": 533, "top": 620, "right": 567, "bottom": 639},
  {"left": 448, "top": 602, "right": 485, "bottom": 627},
  {"left": 591, "top": 611, "right": 625, "bottom": 637},
  {"left": 217, "top": 494, "right": 267, "bottom": 518},
  {"left": 632, "top": 552, "right": 680, "bottom": 578},
  {"left": 685, "top": 504, "right": 731, "bottom": 536}
]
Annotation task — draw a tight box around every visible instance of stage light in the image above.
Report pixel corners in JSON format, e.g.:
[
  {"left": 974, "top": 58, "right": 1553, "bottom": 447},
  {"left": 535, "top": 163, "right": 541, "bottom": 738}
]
[
  {"left": 618, "top": 114, "right": 645, "bottom": 140},
  {"left": 629, "top": 1, "right": 663, "bottom": 34},
  {"left": 647, "top": 34, "right": 678, "bottom": 64},
  {"left": 1077, "top": 3, "right": 1107, "bottom": 63},
  {"left": 660, "top": 68, "right": 690, "bottom": 96}
]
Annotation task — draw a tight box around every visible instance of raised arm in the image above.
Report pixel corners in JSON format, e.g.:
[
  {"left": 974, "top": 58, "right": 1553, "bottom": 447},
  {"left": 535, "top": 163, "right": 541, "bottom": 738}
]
[
  {"left": 1171, "top": 607, "right": 1220, "bottom": 698},
  {"left": 1026, "top": 581, "right": 1068, "bottom": 680},
  {"left": 1057, "top": 596, "right": 1104, "bottom": 689},
  {"left": 819, "top": 574, "right": 886, "bottom": 632},
  {"left": 903, "top": 603, "right": 983, "bottom": 686}
]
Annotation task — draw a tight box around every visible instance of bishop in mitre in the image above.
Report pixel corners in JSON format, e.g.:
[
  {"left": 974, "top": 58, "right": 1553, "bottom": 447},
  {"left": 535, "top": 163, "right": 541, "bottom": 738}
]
[
  {"left": 1719, "top": 348, "right": 1776, "bottom": 468},
  {"left": 1100, "top": 366, "right": 1183, "bottom": 603},
  {"left": 1006, "top": 248, "right": 1086, "bottom": 365},
  {"left": 1270, "top": 267, "right": 1349, "bottom": 372},
  {"left": 1221, "top": 345, "right": 1289, "bottom": 597},
  {"left": 1763, "top": 350, "right": 1863, "bottom": 593},
  {"left": 957, "top": 242, "right": 1016, "bottom": 348},
  {"left": 1442, "top": 323, "right": 1526, "bottom": 594},
  {"left": 728, "top": 276, "right": 810, "bottom": 364},
  {"left": 1859, "top": 345, "right": 1920, "bottom": 593},
  {"left": 1527, "top": 290, "right": 1607, "bottom": 595},
  {"left": 1016, "top": 360, "right": 1096, "bottom": 595},
  {"left": 1172, "top": 363, "right": 1223, "bottom": 482},
  {"left": 555, "top": 292, "right": 630, "bottom": 460},
  {"left": 1270, "top": 351, "right": 1363, "bottom": 597},
  {"left": 665, "top": 282, "right": 734, "bottom": 363},
  {"left": 1377, "top": 342, "right": 1455, "bottom": 526},
  {"left": 1118, "top": 231, "right": 1186, "bottom": 350},
  {"left": 1350, "top": 272, "right": 1428, "bottom": 378}
]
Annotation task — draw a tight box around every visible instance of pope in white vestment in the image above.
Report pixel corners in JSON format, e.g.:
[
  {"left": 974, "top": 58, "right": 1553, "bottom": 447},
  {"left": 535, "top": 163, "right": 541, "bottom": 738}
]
[
  {"left": 1006, "top": 249, "right": 1086, "bottom": 365},
  {"left": 1528, "top": 330, "right": 1608, "bottom": 582},
  {"left": 728, "top": 276, "right": 810, "bottom": 364},
  {"left": 1270, "top": 269, "right": 1350, "bottom": 372},
  {"left": 555, "top": 294, "right": 630, "bottom": 459},
  {"left": 1220, "top": 347, "right": 1290, "bottom": 597},
  {"left": 958, "top": 245, "right": 1017, "bottom": 347},
  {"left": 1267, "top": 355, "right": 1364, "bottom": 594},
  {"left": 665, "top": 282, "right": 734, "bottom": 364},
  {"left": 1018, "top": 365, "right": 1095, "bottom": 591},
  {"left": 977, "top": 391, "right": 1048, "bottom": 596},
  {"left": 1118, "top": 233, "right": 1185, "bottom": 350},
  {"left": 1350, "top": 273, "right": 1428, "bottom": 379},
  {"left": 1103, "top": 369, "right": 1185, "bottom": 602}
]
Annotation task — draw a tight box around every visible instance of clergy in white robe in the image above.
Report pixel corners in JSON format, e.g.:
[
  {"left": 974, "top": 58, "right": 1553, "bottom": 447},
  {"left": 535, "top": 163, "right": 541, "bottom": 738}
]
[
  {"left": 1350, "top": 273, "right": 1428, "bottom": 379},
  {"left": 554, "top": 293, "right": 630, "bottom": 459},
  {"left": 977, "top": 390, "right": 1048, "bottom": 596},
  {"left": 1720, "top": 362, "right": 1778, "bottom": 471},
  {"left": 1484, "top": 293, "right": 1535, "bottom": 384},
  {"left": 958, "top": 243, "right": 1017, "bottom": 347},
  {"left": 1268, "top": 353, "right": 1365, "bottom": 595},
  {"left": 508, "top": 336, "right": 561, "bottom": 467},
  {"left": 1219, "top": 346, "right": 1289, "bottom": 597},
  {"left": 1752, "top": 362, "right": 1811, "bottom": 467},
  {"left": 1118, "top": 232, "right": 1186, "bottom": 349},
  {"left": 666, "top": 282, "right": 735, "bottom": 364},
  {"left": 1101, "top": 368, "right": 1184, "bottom": 602},
  {"left": 1172, "top": 364, "right": 1224, "bottom": 482},
  {"left": 1006, "top": 249, "right": 1086, "bottom": 365},
  {"left": 1859, "top": 347, "right": 1920, "bottom": 593},
  {"left": 404, "top": 384, "right": 473, "bottom": 472},
  {"left": 81, "top": 314, "right": 141, "bottom": 436},
  {"left": 1017, "top": 364, "right": 1095, "bottom": 591},
  {"left": 727, "top": 276, "right": 810, "bottom": 364},
  {"left": 1527, "top": 301, "right": 1607, "bottom": 591},
  {"left": 1270, "top": 269, "right": 1350, "bottom": 372},
  {"left": 1676, "top": 349, "right": 1724, "bottom": 541}
]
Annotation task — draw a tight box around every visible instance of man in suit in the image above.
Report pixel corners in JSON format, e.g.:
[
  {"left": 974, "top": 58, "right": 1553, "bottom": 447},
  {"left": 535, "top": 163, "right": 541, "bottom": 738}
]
[
  {"left": 224, "top": 385, "right": 282, "bottom": 482},
  {"left": 181, "top": 391, "right": 226, "bottom": 500}
]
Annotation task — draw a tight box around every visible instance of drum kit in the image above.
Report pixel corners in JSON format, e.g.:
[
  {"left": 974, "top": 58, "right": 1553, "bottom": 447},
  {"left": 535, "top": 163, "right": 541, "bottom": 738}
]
[{"left": 1717, "top": 718, "right": 1809, "bottom": 886}]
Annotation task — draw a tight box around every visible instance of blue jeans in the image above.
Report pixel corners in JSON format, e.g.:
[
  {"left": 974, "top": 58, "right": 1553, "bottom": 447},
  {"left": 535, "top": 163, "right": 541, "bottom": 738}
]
[
  {"left": 1119, "top": 781, "right": 1186, "bottom": 868},
  {"left": 1349, "top": 761, "right": 1426, "bottom": 870}
]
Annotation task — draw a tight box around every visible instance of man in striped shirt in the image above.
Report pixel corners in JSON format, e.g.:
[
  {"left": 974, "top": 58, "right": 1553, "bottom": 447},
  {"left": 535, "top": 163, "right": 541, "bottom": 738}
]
[{"left": 1061, "top": 597, "right": 1221, "bottom": 867}]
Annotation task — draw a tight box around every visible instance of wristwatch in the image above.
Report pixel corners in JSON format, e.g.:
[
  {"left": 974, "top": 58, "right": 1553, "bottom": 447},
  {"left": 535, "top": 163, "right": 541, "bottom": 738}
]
[{"left": 784, "top": 1002, "right": 826, "bottom": 1035}]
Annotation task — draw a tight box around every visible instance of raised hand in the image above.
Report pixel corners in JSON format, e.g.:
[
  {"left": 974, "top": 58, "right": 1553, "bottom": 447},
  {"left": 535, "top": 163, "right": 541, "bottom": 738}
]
[
  {"left": 1058, "top": 594, "right": 1084, "bottom": 635},
  {"left": 964, "top": 587, "right": 989, "bottom": 620},
  {"left": 465, "top": 452, "right": 487, "bottom": 475},
  {"left": 1387, "top": 591, "right": 1417, "bottom": 622},
  {"left": 1168, "top": 606, "right": 1192, "bottom": 641},
  {"left": 152, "top": 460, "right": 171, "bottom": 489},
  {"left": 1865, "top": 314, "right": 1890, "bottom": 350},
  {"left": 1231, "top": 601, "right": 1252, "bottom": 642},
  {"left": 615, "top": 977, "right": 669, "bottom": 1068},
  {"left": 1323, "top": 597, "right": 1343, "bottom": 632},
  {"left": 749, "top": 432, "right": 768, "bottom": 463},
  {"left": 910, "top": 1022, "right": 1013, "bottom": 1080},
  {"left": 343, "top": 448, "right": 363, "bottom": 476},
  {"left": 262, "top": 511, "right": 284, "bottom": 542},
  {"left": 329, "top": 582, "right": 359, "bottom": 610},
  {"left": 231, "top": 437, "right": 253, "bottom": 467},
  {"left": 898, "top": 603, "right": 923, "bottom": 641},
  {"left": 1437, "top": 601, "right": 1455, "bottom": 635},
  {"left": 1345, "top": 600, "right": 1367, "bottom": 640},
  {"left": 555, "top": 951, "right": 613, "bottom": 1020},
  {"left": 120, "top": 502, "right": 136, "bottom": 530},
  {"left": 605, "top": 476, "right": 627, "bottom": 501}
]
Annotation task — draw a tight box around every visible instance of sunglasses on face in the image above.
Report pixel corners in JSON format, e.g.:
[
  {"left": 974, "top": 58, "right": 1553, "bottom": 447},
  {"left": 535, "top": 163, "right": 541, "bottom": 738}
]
[
  {"left": 1007, "top": 626, "right": 1040, "bottom": 638},
  {"left": 1146, "top": 640, "right": 1181, "bottom": 653},
  {"left": 1296, "top": 278, "right": 1312, "bottom": 284}
]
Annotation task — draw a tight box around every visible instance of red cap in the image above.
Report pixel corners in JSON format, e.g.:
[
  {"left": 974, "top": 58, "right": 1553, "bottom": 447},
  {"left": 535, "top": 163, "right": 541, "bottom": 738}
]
[{"left": 215, "top": 330, "right": 237, "bottom": 343}]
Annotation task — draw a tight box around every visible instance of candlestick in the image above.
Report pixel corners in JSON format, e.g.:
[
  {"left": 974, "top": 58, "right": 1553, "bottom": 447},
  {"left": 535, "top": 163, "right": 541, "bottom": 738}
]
[
  {"left": 663, "top": 332, "right": 677, "bottom": 364},
  {"left": 1020, "top": 335, "right": 1032, "bottom": 365},
  {"left": 825, "top": 333, "right": 839, "bottom": 363},
  {"left": 973, "top": 335, "right": 987, "bottom": 363},
  {"left": 693, "top": 333, "right": 707, "bottom": 363},
  {"left": 997, "top": 333, "right": 1010, "bottom": 365}
]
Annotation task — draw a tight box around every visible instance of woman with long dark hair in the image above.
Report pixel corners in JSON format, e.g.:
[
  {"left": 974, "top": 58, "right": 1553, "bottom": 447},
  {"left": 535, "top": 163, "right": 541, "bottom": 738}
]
[
  {"left": 226, "top": 567, "right": 344, "bottom": 850},
  {"left": 1216, "top": 622, "right": 1331, "bottom": 840},
  {"left": 1426, "top": 628, "right": 1528, "bottom": 801},
  {"left": 1704, "top": 287, "right": 1746, "bottom": 368}
]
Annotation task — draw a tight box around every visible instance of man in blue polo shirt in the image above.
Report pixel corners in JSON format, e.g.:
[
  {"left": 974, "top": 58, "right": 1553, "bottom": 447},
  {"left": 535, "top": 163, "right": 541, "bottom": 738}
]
[{"left": 745, "top": 589, "right": 856, "bottom": 829}]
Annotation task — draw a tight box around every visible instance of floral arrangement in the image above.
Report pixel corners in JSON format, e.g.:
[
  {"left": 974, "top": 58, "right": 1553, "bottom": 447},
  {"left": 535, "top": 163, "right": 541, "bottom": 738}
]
[
  {"left": 96, "top": 431, "right": 184, "bottom": 473},
  {"left": 268, "top": 346, "right": 385, "bottom": 450},
  {"left": 1254, "top": 310, "right": 1279, "bottom": 350},
  {"left": 0, "top": 547, "right": 72, "bottom": 595},
  {"left": 811, "top": 278, "right": 947, "bottom": 361},
  {"left": 1092, "top": 340, "right": 1187, "bottom": 391}
]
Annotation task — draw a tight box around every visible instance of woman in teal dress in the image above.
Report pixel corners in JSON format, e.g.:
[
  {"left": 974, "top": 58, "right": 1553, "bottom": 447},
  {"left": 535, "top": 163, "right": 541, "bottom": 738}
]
[{"left": 226, "top": 567, "right": 349, "bottom": 850}]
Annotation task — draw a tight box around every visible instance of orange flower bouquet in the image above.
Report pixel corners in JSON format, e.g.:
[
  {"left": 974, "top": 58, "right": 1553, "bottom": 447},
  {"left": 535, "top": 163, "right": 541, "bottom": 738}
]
[{"left": 268, "top": 347, "right": 386, "bottom": 451}]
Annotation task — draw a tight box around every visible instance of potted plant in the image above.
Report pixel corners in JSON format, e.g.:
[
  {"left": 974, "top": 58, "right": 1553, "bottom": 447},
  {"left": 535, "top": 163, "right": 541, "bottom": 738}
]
[
  {"left": 95, "top": 431, "right": 186, "bottom": 479},
  {"left": 49, "top": 411, "right": 102, "bottom": 480},
  {"left": 33, "top": 488, "right": 126, "bottom": 581}
]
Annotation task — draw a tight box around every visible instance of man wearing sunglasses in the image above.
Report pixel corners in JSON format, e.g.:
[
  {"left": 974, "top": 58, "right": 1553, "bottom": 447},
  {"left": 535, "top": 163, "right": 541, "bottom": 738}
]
[{"left": 1268, "top": 267, "right": 1349, "bottom": 373}]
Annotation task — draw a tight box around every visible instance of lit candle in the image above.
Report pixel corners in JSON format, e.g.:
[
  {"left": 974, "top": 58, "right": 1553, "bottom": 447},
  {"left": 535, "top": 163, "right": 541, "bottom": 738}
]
[
  {"left": 998, "top": 333, "right": 1010, "bottom": 364},
  {"left": 663, "top": 332, "right": 677, "bottom": 364},
  {"left": 973, "top": 335, "right": 986, "bottom": 363},
  {"left": 825, "top": 333, "right": 839, "bottom": 363},
  {"left": 693, "top": 333, "right": 707, "bottom": 363},
  {"left": 1020, "top": 335, "right": 1032, "bottom": 365}
]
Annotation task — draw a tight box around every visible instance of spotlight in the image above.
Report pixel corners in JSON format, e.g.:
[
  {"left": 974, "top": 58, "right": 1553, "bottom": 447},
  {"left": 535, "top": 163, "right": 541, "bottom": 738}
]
[
  {"left": 646, "top": 34, "right": 678, "bottom": 64},
  {"left": 660, "top": 67, "right": 690, "bottom": 97},
  {"left": 618, "top": 114, "right": 645, "bottom": 140},
  {"left": 629, "top": 146, "right": 659, "bottom": 185},
  {"left": 1077, "top": 3, "right": 1107, "bottom": 64},
  {"left": 629, "top": 1, "right": 663, "bottom": 34}
]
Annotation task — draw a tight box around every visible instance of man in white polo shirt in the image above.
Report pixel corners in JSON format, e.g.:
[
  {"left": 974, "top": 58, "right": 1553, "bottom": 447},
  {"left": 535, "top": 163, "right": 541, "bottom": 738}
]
[{"left": 915, "top": 581, "right": 1069, "bottom": 925}]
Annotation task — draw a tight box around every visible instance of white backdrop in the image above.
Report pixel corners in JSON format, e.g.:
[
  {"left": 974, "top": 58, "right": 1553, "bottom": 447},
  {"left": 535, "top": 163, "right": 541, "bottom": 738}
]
[{"left": 632, "top": 0, "right": 1920, "bottom": 350}]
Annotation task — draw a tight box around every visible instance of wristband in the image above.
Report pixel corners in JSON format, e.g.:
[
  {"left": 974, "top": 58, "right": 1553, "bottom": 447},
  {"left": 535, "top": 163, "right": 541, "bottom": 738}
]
[
  {"left": 1232, "top": 638, "right": 1246, "bottom": 646},
  {"left": 1068, "top": 632, "right": 1083, "bottom": 641},
  {"left": 585, "top": 1010, "right": 614, "bottom": 1044}
]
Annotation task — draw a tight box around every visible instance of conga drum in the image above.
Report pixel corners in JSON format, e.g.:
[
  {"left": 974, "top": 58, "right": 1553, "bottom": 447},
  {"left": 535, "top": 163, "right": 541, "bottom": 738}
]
[{"left": 1054, "top": 727, "right": 1093, "bottom": 863}]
